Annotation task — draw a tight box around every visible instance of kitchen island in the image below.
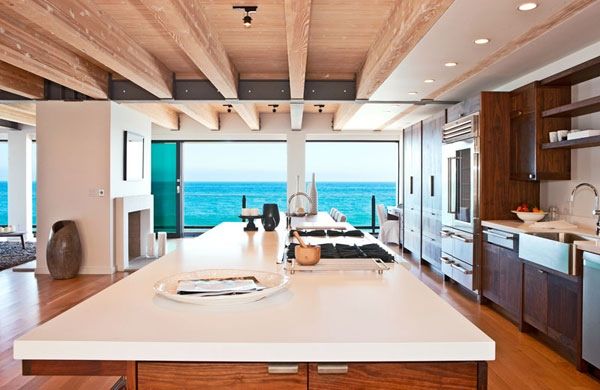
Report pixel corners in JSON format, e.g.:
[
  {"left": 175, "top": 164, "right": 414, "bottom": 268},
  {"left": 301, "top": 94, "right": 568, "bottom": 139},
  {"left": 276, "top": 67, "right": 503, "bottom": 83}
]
[{"left": 15, "top": 218, "right": 494, "bottom": 389}]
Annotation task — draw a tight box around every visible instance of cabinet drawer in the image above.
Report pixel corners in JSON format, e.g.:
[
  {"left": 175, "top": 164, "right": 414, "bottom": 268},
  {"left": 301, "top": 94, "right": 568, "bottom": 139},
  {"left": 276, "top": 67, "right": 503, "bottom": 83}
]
[
  {"left": 404, "top": 227, "right": 421, "bottom": 257},
  {"left": 137, "top": 362, "right": 308, "bottom": 390},
  {"left": 441, "top": 254, "right": 473, "bottom": 290},
  {"left": 404, "top": 207, "right": 421, "bottom": 229},
  {"left": 422, "top": 234, "right": 441, "bottom": 267},
  {"left": 422, "top": 208, "right": 442, "bottom": 236},
  {"left": 308, "top": 362, "right": 480, "bottom": 389}
]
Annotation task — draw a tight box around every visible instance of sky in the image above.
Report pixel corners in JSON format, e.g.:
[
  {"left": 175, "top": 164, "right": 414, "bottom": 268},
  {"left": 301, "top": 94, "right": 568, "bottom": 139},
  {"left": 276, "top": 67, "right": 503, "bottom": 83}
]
[
  {"left": 182, "top": 141, "right": 398, "bottom": 182},
  {"left": 0, "top": 141, "right": 398, "bottom": 183}
]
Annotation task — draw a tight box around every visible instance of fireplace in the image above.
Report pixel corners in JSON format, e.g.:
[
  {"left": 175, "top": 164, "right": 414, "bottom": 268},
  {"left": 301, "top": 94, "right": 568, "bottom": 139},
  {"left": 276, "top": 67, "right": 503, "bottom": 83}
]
[{"left": 115, "top": 195, "right": 154, "bottom": 271}]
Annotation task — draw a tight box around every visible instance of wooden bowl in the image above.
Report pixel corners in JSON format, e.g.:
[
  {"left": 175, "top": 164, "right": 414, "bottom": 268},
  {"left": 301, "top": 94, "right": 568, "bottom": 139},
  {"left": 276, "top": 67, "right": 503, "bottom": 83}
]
[{"left": 294, "top": 245, "right": 321, "bottom": 266}]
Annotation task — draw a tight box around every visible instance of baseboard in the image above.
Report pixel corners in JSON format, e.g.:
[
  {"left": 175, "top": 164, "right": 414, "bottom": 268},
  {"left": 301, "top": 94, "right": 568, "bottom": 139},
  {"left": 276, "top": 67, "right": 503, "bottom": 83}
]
[{"left": 35, "top": 264, "right": 116, "bottom": 275}]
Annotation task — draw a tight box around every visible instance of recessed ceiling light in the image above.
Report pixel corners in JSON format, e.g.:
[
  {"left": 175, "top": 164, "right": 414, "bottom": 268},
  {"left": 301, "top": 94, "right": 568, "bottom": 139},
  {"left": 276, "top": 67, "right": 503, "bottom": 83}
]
[
  {"left": 424, "top": 79, "right": 435, "bottom": 83},
  {"left": 518, "top": 2, "right": 537, "bottom": 11},
  {"left": 474, "top": 38, "right": 490, "bottom": 45},
  {"left": 444, "top": 62, "right": 458, "bottom": 67},
  {"left": 408, "top": 91, "right": 418, "bottom": 95}
]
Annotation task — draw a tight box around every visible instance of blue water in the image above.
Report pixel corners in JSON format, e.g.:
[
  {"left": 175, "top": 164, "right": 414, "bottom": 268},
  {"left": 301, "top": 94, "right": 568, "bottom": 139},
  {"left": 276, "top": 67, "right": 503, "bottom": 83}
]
[
  {"left": 184, "top": 181, "right": 397, "bottom": 227},
  {"left": 0, "top": 181, "right": 397, "bottom": 228},
  {"left": 0, "top": 182, "right": 37, "bottom": 226}
]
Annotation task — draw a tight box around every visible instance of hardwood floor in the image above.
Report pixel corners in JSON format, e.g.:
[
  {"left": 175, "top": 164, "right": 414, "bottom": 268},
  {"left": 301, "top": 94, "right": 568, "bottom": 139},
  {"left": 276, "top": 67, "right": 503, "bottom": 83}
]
[
  {"left": 394, "top": 247, "right": 600, "bottom": 390},
  {"left": 1, "top": 243, "right": 599, "bottom": 389}
]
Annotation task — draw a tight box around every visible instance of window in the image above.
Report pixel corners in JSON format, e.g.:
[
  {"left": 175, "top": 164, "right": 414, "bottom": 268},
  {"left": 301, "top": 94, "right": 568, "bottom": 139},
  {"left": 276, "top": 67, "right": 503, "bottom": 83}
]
[
  {"left": 182, "top": 142, "right": 287, "bottom": 228},
  {"left": 306, "top": 141, "right": 399, "bottom": 227},
  {"left": 0, "top": 141, "right": 6, "bottom": 226}
]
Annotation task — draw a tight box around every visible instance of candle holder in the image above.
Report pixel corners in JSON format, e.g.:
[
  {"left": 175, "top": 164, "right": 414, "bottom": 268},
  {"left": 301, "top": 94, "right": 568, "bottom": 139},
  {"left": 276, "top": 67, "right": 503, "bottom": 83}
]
[{"left": 239, "top": 215, "right": 262, "bottom": 231}]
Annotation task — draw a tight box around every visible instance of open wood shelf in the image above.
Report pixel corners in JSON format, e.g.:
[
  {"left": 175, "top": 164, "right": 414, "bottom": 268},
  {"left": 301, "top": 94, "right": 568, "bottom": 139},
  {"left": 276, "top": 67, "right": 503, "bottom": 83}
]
[
  {"left": 542, "top": 95, "right": 600, "bottom": 118},
  {"left": 541, "top": 55, "right": 600, "bottom": 86},
  {"left": 542, "top": 135, "right": 600, "bottom": 150}
]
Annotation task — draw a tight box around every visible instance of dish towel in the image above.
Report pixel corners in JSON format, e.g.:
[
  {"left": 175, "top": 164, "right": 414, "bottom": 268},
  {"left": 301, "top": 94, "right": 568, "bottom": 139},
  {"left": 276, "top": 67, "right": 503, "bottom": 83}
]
[{"left": 529, "top": 220, "right": 578, "bottom": 229}]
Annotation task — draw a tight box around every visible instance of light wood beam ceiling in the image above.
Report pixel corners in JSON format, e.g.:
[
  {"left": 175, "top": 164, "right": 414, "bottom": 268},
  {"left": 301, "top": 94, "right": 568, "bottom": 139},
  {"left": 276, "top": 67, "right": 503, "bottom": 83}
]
[
  {"left": 284, "top": 0, "right": 312, "bottom": 100},
  {"left": 0, "top": 62, "right": 44, "bottom": 99},
  {"left": 0, "top": 6, "right": 108, "bottom": 99},
  {"left": 232, "top": 104, "right": 260, "bottom": 130},
  {"left": 356, "top": 0, "right": 454, "bottom": 99},
  {"left": 176, "top": 104, "right": 219, "bottom": 130},
  {"left": 334, "top": 0, "right": 453, "bottom": 130},
  {"left": 5, "top": 0, "right": 173, "bottom": 99},
  {"left": 333, "top": 104, "right": 361, "bottom": 131},
  {"left": 381, "top": 0, "right": 596, "bottom": 130},
  {"left": 126, "top": 103, "right": 179, "bottom": 130},
  {"left": 139, "top": 0, "right": 238, "bottom": 99},
  {"left": 0, "top": 103, "right": 36, "bottom": 126}
]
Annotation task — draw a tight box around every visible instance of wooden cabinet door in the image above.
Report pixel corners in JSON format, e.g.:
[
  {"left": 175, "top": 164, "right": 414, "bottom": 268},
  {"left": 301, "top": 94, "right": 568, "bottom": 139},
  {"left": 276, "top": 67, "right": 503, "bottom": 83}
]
[
  {"left": 308, "top": 362, "right": 480, "bottom": 389},
  {"left": 481, "top": 243, "right": 501, "bottom": 303},
  {"left": 547, "top": 274, "right": 578, "bottom": 350},
  {"left": 136, "top": 362, "right": 308, "bottom": 390},
  {"left": 509, "top": 84, "right": 537, "bottom": 181},
  {"left": 497, "top": 246, "right": 522, "bottom": 318},
  {"left": 422, "top": 110, "right": 444, "bottom": 212},
  {"left": 523, "top": 263, "right": 548, "bottom": 332}
]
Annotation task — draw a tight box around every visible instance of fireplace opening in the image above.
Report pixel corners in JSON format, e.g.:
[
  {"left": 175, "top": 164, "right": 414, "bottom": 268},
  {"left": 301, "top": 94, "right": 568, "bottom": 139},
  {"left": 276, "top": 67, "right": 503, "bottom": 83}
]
[{"left": 128, "top": 211, "right": 142, "bottom": 261}]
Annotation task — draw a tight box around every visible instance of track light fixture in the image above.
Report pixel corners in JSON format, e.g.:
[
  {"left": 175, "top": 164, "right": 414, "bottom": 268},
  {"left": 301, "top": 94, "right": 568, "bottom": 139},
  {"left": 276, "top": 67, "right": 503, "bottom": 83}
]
[
  {"left": 314, "top": 104, "right": 325, "bottom": 113},
  {"left": 223, "top": 104, "right": 233, "bottom": 113},
  {"left": 233, "top": 6, "right": 258, "bottom": 28},
  {"left": 268, "top": 104, "right": 279, "bottom": 113}
]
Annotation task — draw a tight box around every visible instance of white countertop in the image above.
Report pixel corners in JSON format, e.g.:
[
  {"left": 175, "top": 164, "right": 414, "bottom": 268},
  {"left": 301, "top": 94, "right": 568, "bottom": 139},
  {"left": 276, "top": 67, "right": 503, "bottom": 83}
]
[
  {"left": 15, "top": 216, "right": 494, "bottom": 363},
  {"left": 483, "top": 220, "right": 600, "bottom": 255}
]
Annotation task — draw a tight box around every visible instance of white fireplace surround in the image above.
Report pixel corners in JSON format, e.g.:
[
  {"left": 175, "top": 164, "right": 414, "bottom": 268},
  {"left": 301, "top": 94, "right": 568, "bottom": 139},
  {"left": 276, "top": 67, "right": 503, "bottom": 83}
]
[{"left": 115, "top": 195, "right": 154, "bottom": 271}]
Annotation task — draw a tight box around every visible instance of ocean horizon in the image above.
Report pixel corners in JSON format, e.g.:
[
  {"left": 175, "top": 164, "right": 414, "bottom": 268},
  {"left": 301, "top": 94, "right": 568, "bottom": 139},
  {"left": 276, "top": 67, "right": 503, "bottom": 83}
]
[{"left": 0, "top": 181, "right": 397, "bottom": 228}]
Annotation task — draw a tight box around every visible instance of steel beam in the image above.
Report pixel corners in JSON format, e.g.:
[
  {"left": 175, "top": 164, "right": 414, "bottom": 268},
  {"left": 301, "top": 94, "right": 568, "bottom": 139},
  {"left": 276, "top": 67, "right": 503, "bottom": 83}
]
[{"left": 0, "top": 118, "right": 20, "bottom": 130}]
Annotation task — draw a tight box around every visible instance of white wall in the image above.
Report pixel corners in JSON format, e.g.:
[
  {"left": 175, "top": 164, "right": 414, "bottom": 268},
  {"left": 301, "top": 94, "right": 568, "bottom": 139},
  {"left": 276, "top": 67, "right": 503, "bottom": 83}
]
[
  {"left": 36, "top": 101, "right": 151, "bottom": 275},
  {"left": 7, "top": 131, "right": 33, "bottom": 239},
  {"left": 36, "top": 102, "right": 112, "bottom": 274},
  {"left": 496, "top": 41, "right": 600, "bottom": 228}
]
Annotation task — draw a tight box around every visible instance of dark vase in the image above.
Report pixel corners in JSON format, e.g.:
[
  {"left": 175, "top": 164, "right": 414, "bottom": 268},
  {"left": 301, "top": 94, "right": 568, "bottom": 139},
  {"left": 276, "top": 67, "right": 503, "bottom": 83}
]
[
  {"left": 262, "top": 204, "right": 280, "bottom": 231},
  {"left": 46, "top": 220, "right": 82, "bottom": 280}
]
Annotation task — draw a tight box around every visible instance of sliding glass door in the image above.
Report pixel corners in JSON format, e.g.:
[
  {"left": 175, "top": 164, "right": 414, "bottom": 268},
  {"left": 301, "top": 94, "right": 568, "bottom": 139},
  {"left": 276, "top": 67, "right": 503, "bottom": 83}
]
[{"left": 151, "top": 142, "right": 182, "bottom": 237}]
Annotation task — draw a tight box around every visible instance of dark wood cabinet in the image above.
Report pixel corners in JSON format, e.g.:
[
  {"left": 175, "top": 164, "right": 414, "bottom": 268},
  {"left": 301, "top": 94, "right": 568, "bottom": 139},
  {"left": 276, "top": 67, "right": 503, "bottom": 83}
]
[
  {"left": 523, "top": 263, "right": 549, "bottom": 332},
  {"left": 420, "top": 110, "right": 445, "bottom": 268},
  {"left": 509, "top": 82, "right": 571, "bottom": 181},
  {"left": 521, "top": 262, "right": 580, "bottom": 357},
  {"left": 403, "top": 121, "right": 422, "bottom": 259},
  {"left": 447, "top": 95, "right": 481, "bottom": 122},
  {"left": 547, "top": 273, "right": 578, "bottom": 351},
  {"left": 481, "top": 242, "right": 521, "bottom": 321}
]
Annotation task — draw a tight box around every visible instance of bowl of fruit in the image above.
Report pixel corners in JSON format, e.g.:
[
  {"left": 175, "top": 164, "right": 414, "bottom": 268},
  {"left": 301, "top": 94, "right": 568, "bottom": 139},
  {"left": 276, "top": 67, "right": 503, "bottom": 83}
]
[{"left": 512, "top": 203, "right": 547, "bottom": 223}]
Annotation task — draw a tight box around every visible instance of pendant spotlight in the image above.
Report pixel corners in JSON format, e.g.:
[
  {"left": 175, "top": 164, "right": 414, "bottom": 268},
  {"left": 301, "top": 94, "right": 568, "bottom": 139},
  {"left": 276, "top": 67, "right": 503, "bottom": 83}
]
[{"left": 233, "top": 6, "right": 258, "bottom": 28}]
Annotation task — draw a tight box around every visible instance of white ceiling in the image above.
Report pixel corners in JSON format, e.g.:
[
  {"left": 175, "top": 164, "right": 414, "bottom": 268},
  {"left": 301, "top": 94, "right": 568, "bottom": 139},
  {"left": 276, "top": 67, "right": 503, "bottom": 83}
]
[{"left": 357, "top": 0, "right": 600, "bottom": 131}]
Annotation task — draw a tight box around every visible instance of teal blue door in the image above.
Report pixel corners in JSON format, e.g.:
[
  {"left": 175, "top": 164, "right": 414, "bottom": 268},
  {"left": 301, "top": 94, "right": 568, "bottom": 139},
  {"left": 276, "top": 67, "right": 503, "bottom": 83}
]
[{"left": 151, "top": 142, "right": 181, "bottom": 237}]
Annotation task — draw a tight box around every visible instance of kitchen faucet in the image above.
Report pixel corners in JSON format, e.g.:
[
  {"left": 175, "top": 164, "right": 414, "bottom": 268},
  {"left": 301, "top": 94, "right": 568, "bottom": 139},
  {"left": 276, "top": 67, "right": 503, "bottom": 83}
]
[
  {"left": 570, "top": 183, "right": 600, "bottom": 235},
  {"left": 286, "top": 192, "right": 314, "bottom": 229}
]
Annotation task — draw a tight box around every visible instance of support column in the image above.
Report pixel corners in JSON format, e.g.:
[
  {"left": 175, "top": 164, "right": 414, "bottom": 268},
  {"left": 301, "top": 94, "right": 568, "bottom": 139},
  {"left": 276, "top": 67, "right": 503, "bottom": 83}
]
[
  {"left": 7, "top": 131, "right": 33, "bottom": 240},
  {"left": 287, "top": 132, "right": 306, "bottom": 203}
]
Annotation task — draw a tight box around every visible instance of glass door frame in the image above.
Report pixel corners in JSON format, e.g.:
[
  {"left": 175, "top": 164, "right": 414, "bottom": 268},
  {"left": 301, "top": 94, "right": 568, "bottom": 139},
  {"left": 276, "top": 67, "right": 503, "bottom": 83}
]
[{"left": 151, "top": 141, "right": 183, "bottom": 238}]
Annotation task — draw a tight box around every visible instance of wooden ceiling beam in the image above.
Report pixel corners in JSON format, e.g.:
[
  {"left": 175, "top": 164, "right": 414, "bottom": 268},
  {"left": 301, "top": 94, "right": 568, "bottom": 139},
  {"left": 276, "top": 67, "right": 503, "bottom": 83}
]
[
  {"left": 0, "top": 62, "right": 44, "bottom": 99},
  {"left": 284, "top": 0, "right": 312, "bottom": 100},
  {"left": 356, "top": 0, "right": 454, "bottom": 99},
  {"left": 176, "top": 104, "right": 219, "bottom": 130},
  {"left": 333, "top": 104, "right": 361, "bottom": 131},
  {"left": 0, "top": 6, "right": 108, "bottom": 99},
  {"left": 140, "top": 0, "right": 238, "bottom": 99},
  {"left": 232, "top": 103, "right": 260, "bottom": 130},
  {"left": 125, "top": 103, "right": 179, "bottom": 130},
  {"left": 0, "top": 103, "right": 36, "bottom": 126},
  {"left": 6, "top": 0, "right": 172, "bottom": 99}
]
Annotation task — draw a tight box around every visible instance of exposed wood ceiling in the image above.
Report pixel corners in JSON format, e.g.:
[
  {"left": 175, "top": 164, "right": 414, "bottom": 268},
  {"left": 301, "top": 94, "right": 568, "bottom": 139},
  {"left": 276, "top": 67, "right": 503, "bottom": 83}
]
[
  {"left": 0, "top": 103, "right": 36, "bottom": 126},
  {"left": 0, "top": 0, "right": 598, "bottom": 131}
]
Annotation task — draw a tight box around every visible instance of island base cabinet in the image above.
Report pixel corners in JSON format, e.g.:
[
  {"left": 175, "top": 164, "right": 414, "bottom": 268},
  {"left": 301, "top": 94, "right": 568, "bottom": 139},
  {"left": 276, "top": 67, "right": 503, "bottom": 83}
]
[
  {"left": 308, "top": 362, "right": 486, "bottom": 389},
  {"left": 135, "top": 362, "right": 308, "bottom": 390},
  {"left": 128, "top": 361, "right": 487, "bottom": 389}
]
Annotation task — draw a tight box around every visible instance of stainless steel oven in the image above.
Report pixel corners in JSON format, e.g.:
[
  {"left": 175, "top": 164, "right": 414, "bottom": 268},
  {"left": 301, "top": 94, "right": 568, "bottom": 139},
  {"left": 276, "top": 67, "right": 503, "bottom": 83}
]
[{"left": 440, "top": 113, "right": 480, "bottom": 291}]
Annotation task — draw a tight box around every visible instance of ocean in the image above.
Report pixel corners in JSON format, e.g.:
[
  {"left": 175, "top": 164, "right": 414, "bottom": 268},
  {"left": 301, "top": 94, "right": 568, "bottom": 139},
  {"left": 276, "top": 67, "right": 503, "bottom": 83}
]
[
  {"left": 0, "top": 181, "right": 397, "bottom": 229},
  {"left": 183, "top": 181, "right": 397, "bottom": 227},
  {"left": 0, "top": 181, "right": 37, "bottom": 226}
]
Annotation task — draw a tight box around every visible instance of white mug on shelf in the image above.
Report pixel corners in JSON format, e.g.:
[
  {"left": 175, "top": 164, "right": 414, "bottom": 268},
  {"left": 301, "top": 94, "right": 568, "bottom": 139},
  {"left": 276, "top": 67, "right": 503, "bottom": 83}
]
[
  {"left": 557, "top": 130, "right": 569, "bottom": 141},
  {"left": 549, "top": 131, "right": 558, "bottom": 143}
]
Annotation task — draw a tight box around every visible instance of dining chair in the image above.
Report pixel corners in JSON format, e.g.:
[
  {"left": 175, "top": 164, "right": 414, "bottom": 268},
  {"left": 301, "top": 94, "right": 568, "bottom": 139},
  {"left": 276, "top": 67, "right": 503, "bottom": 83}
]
[{"left": 376, "top": 204, "right": 400, "bottom": 245}]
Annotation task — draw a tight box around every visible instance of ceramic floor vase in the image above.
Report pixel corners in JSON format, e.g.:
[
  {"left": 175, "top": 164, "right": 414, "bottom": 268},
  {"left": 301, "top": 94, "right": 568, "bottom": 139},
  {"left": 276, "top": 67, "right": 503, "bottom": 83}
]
[{"left": 46, "top": 220, "right": 82, "bottom": 279}]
